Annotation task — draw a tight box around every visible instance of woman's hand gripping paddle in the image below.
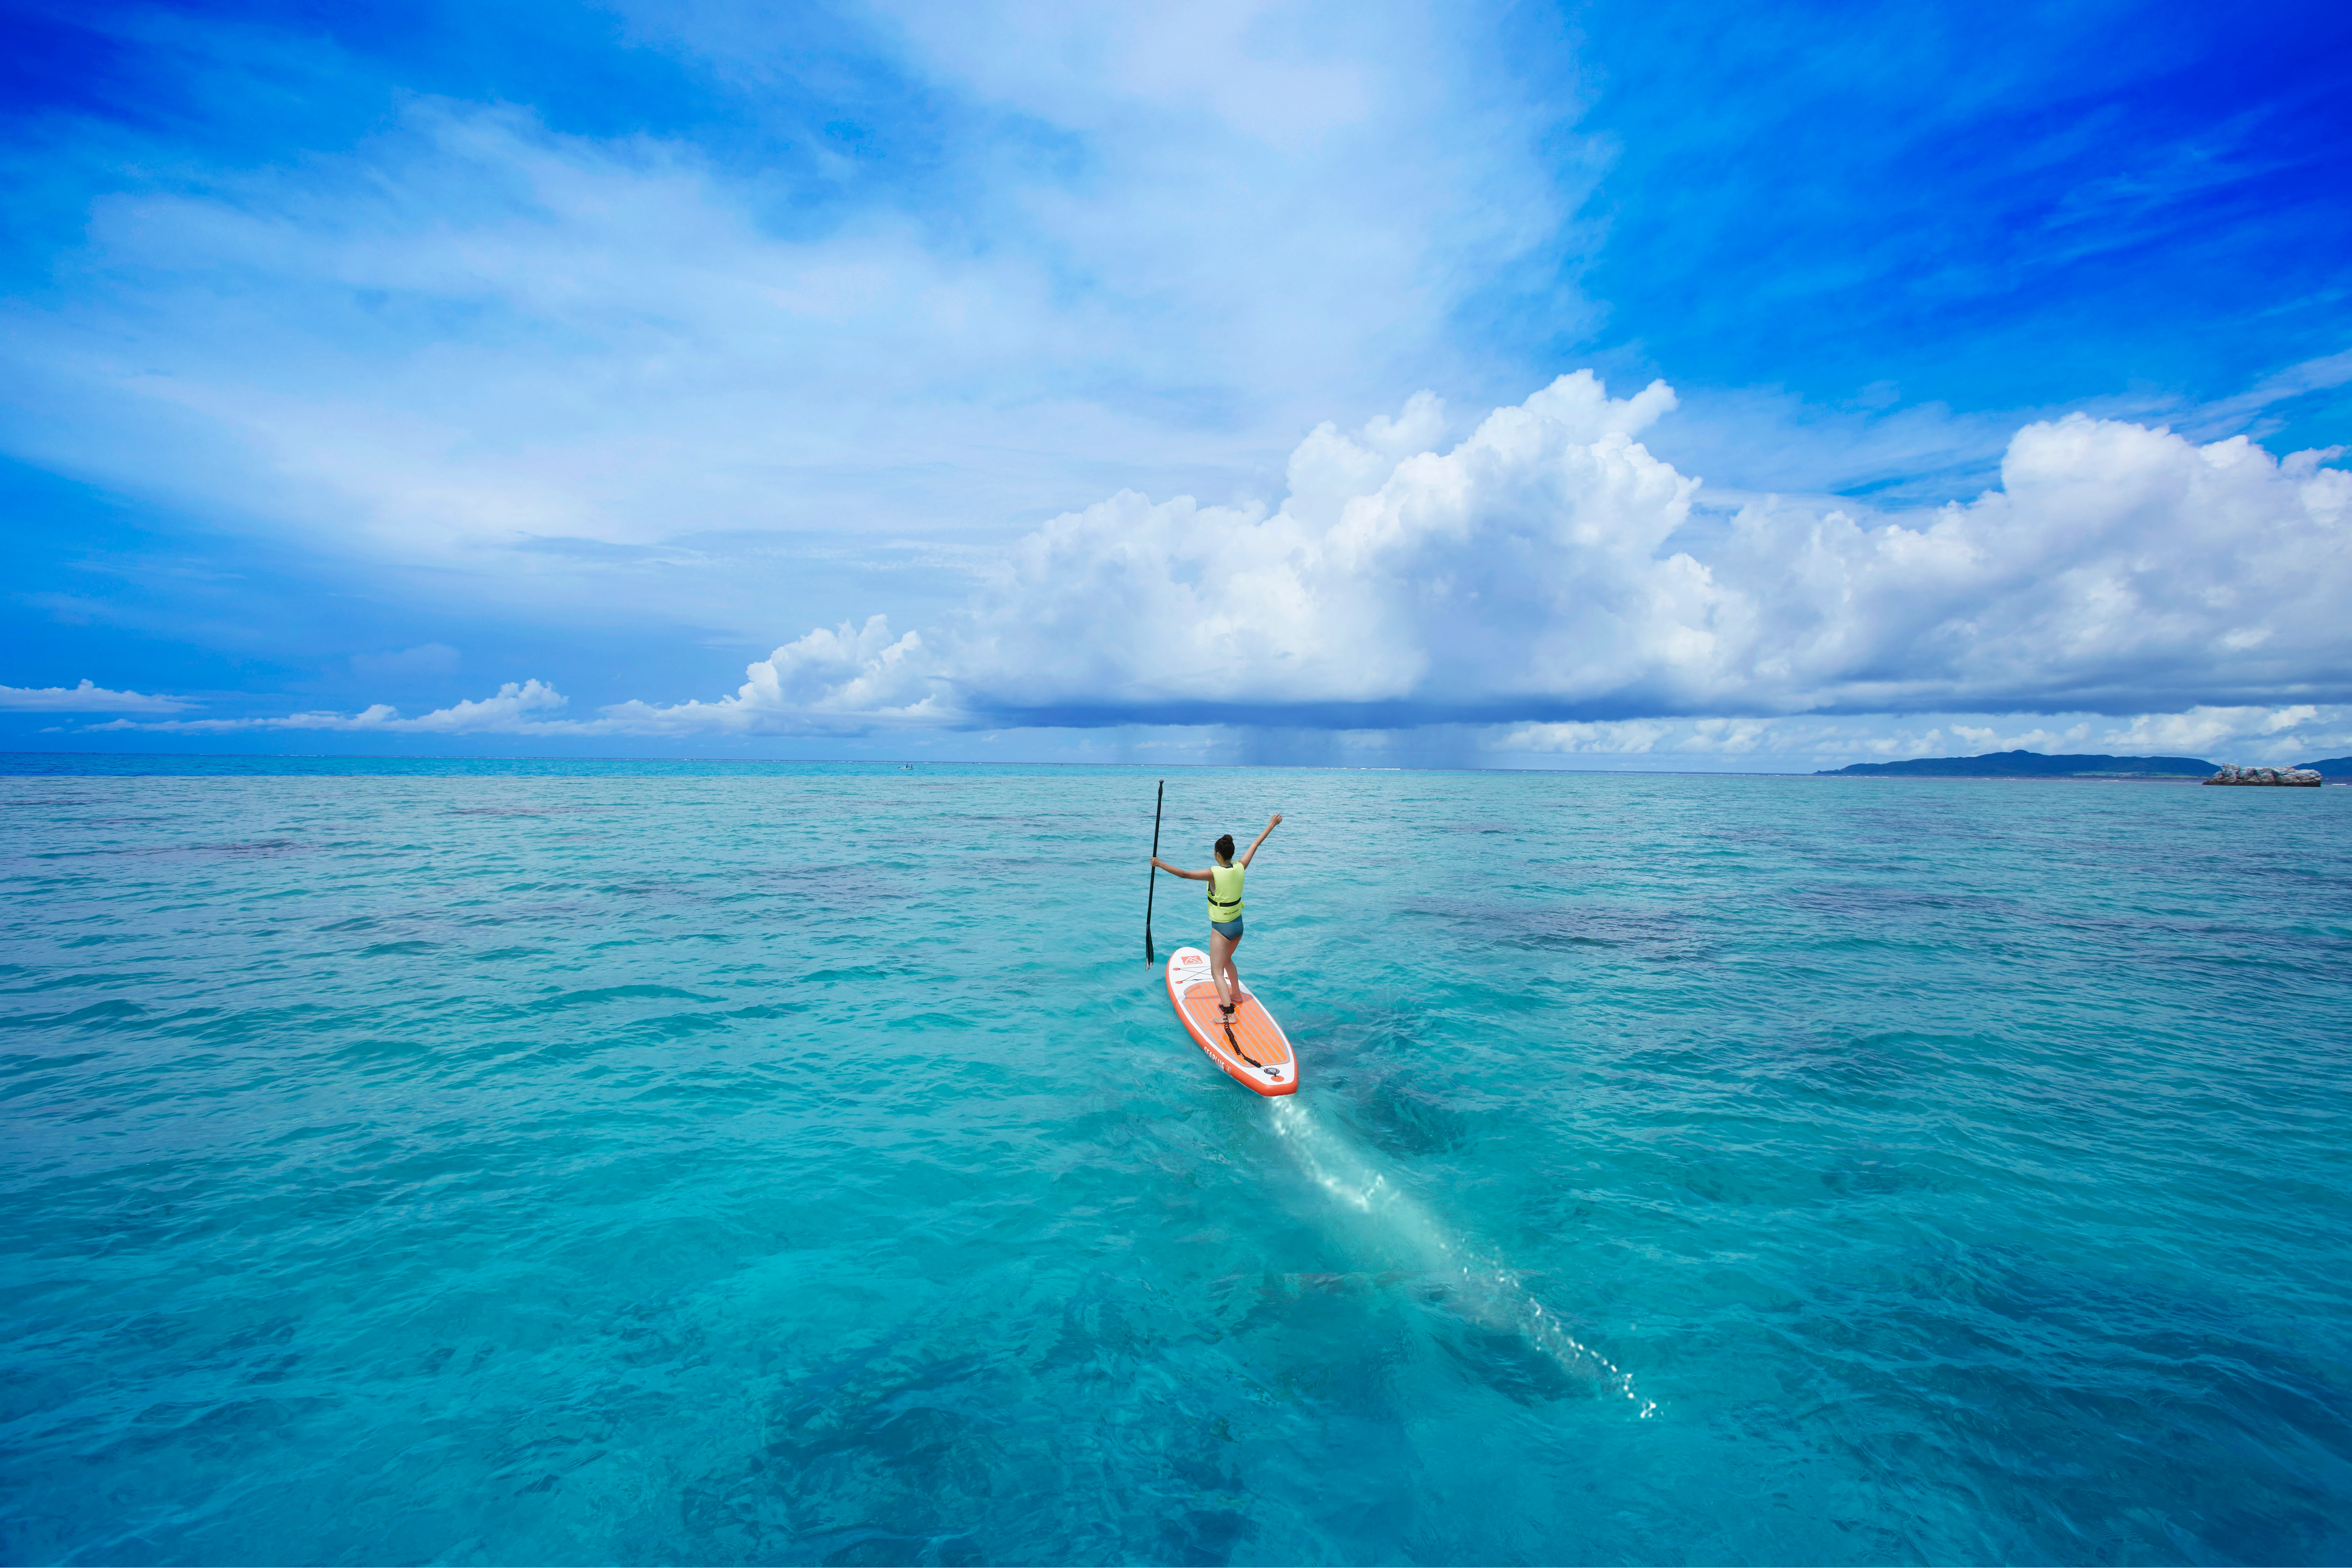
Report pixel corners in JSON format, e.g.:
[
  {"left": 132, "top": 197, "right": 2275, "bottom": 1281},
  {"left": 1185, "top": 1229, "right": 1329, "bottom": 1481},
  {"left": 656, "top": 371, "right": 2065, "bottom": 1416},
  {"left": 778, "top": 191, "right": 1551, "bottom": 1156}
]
[{"left": 1144, "top": 779, "right": 1164, "bottom": 966}]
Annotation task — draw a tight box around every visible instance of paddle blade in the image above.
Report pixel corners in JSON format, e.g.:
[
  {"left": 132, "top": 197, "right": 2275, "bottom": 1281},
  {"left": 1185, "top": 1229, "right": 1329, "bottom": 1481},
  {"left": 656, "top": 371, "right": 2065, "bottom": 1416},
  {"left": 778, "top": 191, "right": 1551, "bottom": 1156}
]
[{"left": 1146, "top": 926, "right": 1155, "bottom": 966}]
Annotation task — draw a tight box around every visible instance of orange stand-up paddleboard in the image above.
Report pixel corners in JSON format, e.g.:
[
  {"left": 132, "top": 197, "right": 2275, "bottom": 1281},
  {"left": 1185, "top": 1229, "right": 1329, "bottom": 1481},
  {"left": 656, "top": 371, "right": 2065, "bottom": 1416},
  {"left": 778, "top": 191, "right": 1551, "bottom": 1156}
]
[{"left": 1166, "top": 946, "right": 1297, "bottom": 1096}]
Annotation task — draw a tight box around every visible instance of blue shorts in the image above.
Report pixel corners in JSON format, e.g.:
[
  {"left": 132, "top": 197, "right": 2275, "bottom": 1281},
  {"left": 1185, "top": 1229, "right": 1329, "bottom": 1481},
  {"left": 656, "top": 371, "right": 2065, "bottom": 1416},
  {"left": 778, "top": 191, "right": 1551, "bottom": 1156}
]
[{"left": 1210, "top": 918, "right": 1244, "bottom": 941}]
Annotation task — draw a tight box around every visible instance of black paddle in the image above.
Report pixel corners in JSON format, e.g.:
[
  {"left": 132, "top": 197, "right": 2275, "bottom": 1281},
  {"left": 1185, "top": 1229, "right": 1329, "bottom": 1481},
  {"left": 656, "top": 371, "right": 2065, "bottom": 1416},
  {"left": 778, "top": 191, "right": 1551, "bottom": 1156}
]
[{"left": 1144, "top": 778, "right": 1164, "bottom": 966}]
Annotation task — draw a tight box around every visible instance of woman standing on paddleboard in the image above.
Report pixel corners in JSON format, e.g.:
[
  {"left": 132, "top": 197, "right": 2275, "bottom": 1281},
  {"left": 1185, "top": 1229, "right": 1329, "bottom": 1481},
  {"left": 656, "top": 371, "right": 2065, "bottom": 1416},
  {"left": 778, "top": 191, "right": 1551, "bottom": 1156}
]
[{"left": 1152, "top": 813, "right": 1281, "bottom": 1027}]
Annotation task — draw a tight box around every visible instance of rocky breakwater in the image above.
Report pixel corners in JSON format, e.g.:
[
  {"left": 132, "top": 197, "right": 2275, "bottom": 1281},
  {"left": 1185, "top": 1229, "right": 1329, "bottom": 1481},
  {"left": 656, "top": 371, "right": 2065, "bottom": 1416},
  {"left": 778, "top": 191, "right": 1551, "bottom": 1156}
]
[{"left": 2204, "top": 764, "right": 2323, "bottom": 786}]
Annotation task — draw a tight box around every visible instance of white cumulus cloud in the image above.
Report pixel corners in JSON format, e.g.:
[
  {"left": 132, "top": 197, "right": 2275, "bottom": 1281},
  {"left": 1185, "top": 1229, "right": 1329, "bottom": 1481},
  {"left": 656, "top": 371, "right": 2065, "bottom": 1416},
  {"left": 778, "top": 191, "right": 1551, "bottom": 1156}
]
[
  {"left": 593, "top": 617, "right": 950, "bottom": 734},
  {"left": 96, "top": 679, "right": 566, "bottom": 734},
  {"left": 66, "top": 372, "right": 2352, "bottom": 766},
  {"left": 615, "top": 372, "right": 2348, "bottom": 731}
]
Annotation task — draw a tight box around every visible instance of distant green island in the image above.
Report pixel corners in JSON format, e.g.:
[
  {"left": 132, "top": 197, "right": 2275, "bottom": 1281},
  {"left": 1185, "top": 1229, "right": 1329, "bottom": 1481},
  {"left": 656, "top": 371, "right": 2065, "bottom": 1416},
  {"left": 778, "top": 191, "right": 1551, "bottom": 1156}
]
[
  {"left": 1817, "top": 749, "right": 2215, "bottom": 779},
  {"left": 2301, "top": 756, "right": 2352, "bottom": 778}
]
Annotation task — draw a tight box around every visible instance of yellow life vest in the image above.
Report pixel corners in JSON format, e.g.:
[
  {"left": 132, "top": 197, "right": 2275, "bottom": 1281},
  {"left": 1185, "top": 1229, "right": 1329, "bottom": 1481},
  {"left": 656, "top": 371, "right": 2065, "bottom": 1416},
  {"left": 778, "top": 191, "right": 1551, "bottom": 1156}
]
[{"left": 1206, "top": 861, "right": 1244, "bottom": 920}]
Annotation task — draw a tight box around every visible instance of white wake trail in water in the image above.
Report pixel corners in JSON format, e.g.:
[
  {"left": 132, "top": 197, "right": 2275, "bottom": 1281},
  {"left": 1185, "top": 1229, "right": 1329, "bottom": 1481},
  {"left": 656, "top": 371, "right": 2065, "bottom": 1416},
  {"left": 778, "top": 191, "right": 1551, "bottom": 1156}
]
[{"left": 1269, "top": 1096, "right": 1657, "bottom": 1418}]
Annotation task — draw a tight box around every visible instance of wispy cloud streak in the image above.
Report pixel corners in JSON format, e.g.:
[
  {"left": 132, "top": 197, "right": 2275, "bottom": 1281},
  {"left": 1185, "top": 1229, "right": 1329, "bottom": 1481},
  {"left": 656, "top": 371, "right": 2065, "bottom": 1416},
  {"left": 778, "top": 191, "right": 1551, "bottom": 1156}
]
[{"left": 1, "top": 680, "right": 190, "bottom": 713}]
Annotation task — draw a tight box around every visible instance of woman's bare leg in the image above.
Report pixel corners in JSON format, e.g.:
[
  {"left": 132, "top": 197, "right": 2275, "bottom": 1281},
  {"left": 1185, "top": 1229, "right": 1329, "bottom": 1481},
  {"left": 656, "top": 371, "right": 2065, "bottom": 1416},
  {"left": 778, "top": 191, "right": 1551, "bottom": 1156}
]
[{"left": 1209, "top": 929, "right": 1243, "bottom": 1013}]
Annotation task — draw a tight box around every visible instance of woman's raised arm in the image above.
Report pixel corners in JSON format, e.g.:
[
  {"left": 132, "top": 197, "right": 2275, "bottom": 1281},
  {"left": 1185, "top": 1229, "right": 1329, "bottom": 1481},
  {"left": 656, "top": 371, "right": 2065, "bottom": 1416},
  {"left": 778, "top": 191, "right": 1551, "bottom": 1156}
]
[{"left": 1240, "top": 812, "right": 1282, "bottom": 868}]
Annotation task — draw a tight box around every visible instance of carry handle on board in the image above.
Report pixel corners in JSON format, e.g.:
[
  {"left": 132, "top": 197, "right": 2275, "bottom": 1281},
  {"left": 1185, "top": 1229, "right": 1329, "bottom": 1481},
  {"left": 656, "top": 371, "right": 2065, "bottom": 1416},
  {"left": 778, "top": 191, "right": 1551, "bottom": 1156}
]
[{"left": 1145, "top": 779, "right": 1163, "bottom": 966}]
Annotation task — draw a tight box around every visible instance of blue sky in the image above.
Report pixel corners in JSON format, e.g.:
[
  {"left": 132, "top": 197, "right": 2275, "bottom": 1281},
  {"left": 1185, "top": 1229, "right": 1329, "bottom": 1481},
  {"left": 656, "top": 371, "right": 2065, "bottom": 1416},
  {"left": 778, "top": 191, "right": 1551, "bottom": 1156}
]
[{"left": 2, "top": 0, "right": 2348, "bottom": 768}]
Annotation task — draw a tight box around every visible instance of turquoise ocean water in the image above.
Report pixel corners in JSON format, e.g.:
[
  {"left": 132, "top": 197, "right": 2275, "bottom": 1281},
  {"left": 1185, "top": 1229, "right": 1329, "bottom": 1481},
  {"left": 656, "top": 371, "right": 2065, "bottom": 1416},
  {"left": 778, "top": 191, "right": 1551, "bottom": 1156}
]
[{"left": 3, "top": 756, "right": 2348, "bottom": 1564}]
